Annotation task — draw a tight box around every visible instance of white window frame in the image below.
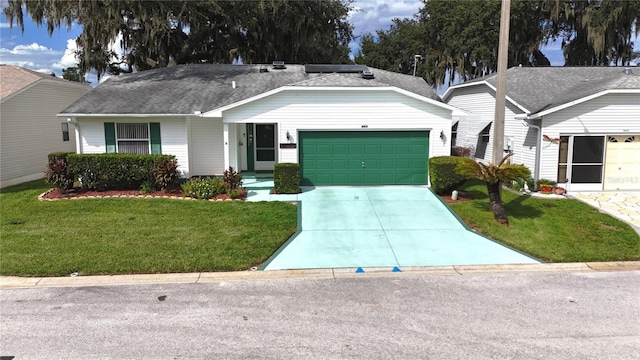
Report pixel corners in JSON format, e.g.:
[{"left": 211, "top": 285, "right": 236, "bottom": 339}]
[{"left": 116, "top": 123, "right": 151, "bottom": 154}]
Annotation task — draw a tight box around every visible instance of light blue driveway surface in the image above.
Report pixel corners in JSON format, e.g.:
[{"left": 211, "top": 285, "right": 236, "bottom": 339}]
[{"left": 248, "top": 187, "right": 540, "bottom": 270}]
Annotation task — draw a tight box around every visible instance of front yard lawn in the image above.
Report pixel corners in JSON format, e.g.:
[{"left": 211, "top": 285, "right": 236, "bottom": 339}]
[
  {"left": 1, "top": 180, "right": 297, "bottom": 276},
  {"left": 448, "top": 180, "right": 640, "bottom": 263}
]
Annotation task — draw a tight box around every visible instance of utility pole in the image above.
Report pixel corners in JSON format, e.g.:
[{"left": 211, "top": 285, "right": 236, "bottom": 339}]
[{"left": 492, "top": 0, "right": 510, "bottom": 164}]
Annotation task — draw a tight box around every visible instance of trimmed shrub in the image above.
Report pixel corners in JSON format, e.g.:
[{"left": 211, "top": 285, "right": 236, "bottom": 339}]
[
  {"left": 48, "top": 151, "right": 75, "bottom": 164},
  {"left": 155, "top": 159, "right": 180, "bottom": 190},
  {"left": 428, "top": 156, "right": 469, "bottom": 194},
  {"left": 67, "top": 153, "right": 175, "bottom": 190},
  {"left": 223, "top": 166, "right": 243, "bottom": 191},
  {"left": 274, "top": 163, "right": 300, "bottom": 194},
  {"left": 45, "top": 156, "right": 74, "bottom": 192},
  {"left": 181, "top": 177, "right": 226, "bottom": 200}
]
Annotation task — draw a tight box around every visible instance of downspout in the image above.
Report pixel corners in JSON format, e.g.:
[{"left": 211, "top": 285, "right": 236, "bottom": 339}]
[{"left": 518, "top": 116, "right": 542, "bottom": 189}]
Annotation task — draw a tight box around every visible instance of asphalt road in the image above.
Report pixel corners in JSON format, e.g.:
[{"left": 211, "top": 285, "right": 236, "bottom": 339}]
[{"left": 1, "top": 271, "right": 639, "bottom": 359}]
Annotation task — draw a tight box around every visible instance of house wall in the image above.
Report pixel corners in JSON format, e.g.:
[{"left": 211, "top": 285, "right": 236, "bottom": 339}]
[
  {"left": 538, "top": 93, "right": 640, "bottom": 183},
  {"left": 188, "top": 118, "right": 224, "bottom": 176},
  {"left": 446, "top": 85, "right": 535, "bottom": 171},
  {"left": 0, "top": 81, "right": 89, "bottom": 188},
  {"left": 76, "top": 117, "right": 191, "bottom": 177},
  {"left": 222, "top": 89, "right": 453, "bottom": 165}
]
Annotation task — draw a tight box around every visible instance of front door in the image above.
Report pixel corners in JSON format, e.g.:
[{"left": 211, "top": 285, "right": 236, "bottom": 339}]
[
  {"left": 254, "top": 124, "right": 277, "bottom": 171},
  {"left": 567, "top": 135, "right": 605, "bottom": 191}
]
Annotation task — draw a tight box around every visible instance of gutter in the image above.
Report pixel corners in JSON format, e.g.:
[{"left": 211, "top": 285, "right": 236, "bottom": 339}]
[{"left": 515, "top": 114, "right": 541, "bottom": 189}]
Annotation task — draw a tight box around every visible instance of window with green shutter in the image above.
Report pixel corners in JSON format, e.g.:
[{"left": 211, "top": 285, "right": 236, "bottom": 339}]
[{"left": 105, "top": 122, "right": 162, "bottom": 154}]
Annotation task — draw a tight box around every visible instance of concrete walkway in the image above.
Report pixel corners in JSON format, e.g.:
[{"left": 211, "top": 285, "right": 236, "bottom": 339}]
[
  {"left": 249, "top": 187, "right": 539, "bottom": 270},
  {"left": 571, "top": 191, "right": 640, "bottom": 234},
  {"left": 1, "top": 262, "right": 638, "bottom": 289}
]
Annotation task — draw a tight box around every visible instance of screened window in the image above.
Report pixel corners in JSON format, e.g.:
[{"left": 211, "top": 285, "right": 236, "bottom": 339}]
[
  {"left": 557, "top": 136, "right": 569, "bottom": 182},
  {"left": 117, "top": 123, "right": 149, "bottom": 154},
  {"left": 480, "top": 123, "right": 491, "bottom": 143}
]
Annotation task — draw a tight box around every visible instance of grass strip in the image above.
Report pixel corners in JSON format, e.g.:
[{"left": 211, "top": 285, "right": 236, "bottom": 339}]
[
  {"left": 449, "top": 180, "right": 640, "bottom": 263},
  {"left": 1, "top": 180, "right": 297, "bottom": 276}
]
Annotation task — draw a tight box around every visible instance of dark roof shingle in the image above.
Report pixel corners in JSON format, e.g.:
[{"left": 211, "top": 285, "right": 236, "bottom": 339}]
[
  {"left": 61, "top": 64, "right": 442, "bottom": 115},
  {"left": 449, "top": 66, "right": 640, "bottom": 114}
]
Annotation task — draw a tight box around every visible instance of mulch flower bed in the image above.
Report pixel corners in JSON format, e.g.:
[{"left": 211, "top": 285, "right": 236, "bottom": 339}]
[
  {"left": 40, "top": 187, "right": 246, "bottom": 201},
  {"left": 438, "top": 190, "right": 473, "bottom": 204}
]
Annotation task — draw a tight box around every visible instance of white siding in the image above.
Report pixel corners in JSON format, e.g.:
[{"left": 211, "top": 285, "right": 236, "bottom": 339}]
[
  {"left": 189, "top": 117, "right": 224, "bottom": 175},
  {"left": 76, "top": 117, "right": 190, "bottom": 177},
  {"left": 159, "top": 119, "right": 189, "bottom": 177},
  {"left": 446, "top": 86, "right": 535, "bottom": 172},
  {"left": 539, "top": 93, "right": 640, "bottom": 183},
  {"left": 79, "top": 121, "right": 106, "bottom": 153},
  {"left": 223, "top": 89, "right": 453, "bottom": 165},
  {"left": 0, "top": 81, "right": 89, "bottom": 187}
]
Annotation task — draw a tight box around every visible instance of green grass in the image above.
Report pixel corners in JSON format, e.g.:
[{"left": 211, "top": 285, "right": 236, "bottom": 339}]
[
  {"left": 1, "top": 180, "right": 297, "bottom": 276},
  {"left": 449, "top": 180, "right": 640, "bottom": 263}
]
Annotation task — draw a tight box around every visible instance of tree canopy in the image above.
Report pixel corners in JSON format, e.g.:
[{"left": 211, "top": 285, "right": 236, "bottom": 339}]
[
  {"left": 355, "top": 0, "right": 640, "bottom": 87},
  {"left": 61, "top": 66, "right": 89, "bottom": 83},
  {"left": 4, "top": 0, "right": 354, "bottom": 79}
]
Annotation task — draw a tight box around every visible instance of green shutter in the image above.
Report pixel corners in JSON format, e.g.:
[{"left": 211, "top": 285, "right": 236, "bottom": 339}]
[
  {"left": 150, "top": 122, "right": 162, "bottom": 154},
  {"left": 104, "top": 122, "right": 116, "bottom": 153}
]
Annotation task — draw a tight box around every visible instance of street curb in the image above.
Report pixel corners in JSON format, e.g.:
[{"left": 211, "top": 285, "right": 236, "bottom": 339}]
[{"left": 2, "top": 262, "right": 638, "bottom": 289}]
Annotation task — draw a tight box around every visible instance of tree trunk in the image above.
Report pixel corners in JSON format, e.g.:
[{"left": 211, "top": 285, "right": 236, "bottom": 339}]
[{"left": 487, "top": 181, "right": 509, "bottom": 225}]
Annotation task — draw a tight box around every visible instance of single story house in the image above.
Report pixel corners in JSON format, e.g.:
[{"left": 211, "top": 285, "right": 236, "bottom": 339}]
[
  {"left": 443, "top": 66, "right": 640, "bottom": 191},
  {"left": 0, "top": 65, "right": 91, "bottom": 188},
  {"left": 59, "top": 63, "right": 461, "bottom": 186}
]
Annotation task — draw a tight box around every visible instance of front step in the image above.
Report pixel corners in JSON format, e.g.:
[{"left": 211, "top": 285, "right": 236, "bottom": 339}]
[{"left": 242, "top": 174, "right": 274, "bottom": 190}]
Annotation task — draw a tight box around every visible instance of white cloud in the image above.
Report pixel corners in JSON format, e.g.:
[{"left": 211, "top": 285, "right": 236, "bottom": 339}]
[
  {"left": 7, "top": 42, "right": 57, "bottom": 54},
  {"left": 0, "top": 42, "right": 63, "bottom": 72},
  {"left": 0, "top": 22, "right": 11, "bottom": 29},
  {"left": 349, "top": 0, "right": 422, "bottom": 36},
  {"left": 52, "top": 38, "right": 79, "bottom": 69}
]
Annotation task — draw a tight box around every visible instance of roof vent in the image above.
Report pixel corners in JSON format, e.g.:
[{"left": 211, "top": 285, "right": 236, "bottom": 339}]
[
  {"left": 361, "top": 70, "right": 375, "bottom": 79},
  {"left": 272, "top": 61, "right": 286, "bottom": 70},
  {"left": 623, "top": 68, "right": 633, "bottom": 75},
  {"left": 259, "top": 66, "right": 269, "bottom": 73}
]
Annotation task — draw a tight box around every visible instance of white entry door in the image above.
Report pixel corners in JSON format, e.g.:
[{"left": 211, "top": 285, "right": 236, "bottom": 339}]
[{"left": 254, "top": 124, "right": 277, "bottom": 171}]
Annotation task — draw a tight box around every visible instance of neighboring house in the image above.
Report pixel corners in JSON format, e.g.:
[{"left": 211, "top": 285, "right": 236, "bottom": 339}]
[
  {"left": 443, "top": 67, "right": 640, "bottom": 192},
  {"left": 59, "top": 63, "right": 461, "bottom": 186},
  {"left": 0, "top": 65, "right": 91, "bottom": 188}
]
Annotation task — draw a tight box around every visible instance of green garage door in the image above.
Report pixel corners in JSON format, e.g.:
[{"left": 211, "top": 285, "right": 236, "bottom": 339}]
[{"left": 299, "top": 131, "right": 429, "bottom": 186}]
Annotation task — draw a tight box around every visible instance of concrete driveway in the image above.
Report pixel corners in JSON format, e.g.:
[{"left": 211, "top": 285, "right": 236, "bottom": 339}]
[{"left": 258, "top": 187, "right": 539, "bottom": 270}]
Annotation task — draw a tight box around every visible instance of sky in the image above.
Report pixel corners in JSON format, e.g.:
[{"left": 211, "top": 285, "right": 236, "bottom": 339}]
[{"left": 1, "top": 0, "right": 569, "bottom": 86}]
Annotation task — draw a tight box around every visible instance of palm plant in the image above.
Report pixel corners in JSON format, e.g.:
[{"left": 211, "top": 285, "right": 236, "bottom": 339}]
[{"left": 456, "top": 153, "right": 531, "bottom": 225}]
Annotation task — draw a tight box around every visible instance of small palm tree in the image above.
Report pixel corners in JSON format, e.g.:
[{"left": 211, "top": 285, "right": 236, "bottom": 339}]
[{"left": 456, "top": 153, "right": 531, "bottom": 225}]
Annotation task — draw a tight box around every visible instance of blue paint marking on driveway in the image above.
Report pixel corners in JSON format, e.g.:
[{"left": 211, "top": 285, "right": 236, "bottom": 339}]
[{"left": 253, "top": 187, "right": 540, "bottom": 270}]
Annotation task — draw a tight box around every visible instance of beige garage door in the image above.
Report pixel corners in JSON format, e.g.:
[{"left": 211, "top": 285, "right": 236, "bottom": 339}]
[{"left": 604, "top": 135, "right": 640, "bottom": 190}]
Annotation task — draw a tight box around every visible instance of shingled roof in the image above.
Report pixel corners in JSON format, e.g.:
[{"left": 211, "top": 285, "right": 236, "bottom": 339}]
[
  {"left": 60, "top": 64, "right": 442, "bottom": 115},
  {"left": 444, "top": 66, "right": 640, "bottom": 115},
  {"left": 0, "top": 64, "right": 80, "bottom": 100}
]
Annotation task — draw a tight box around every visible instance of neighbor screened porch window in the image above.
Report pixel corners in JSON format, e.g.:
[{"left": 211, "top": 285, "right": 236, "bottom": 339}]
[{"left": 104, "top": 122, "right": 162, "bottom": 154}]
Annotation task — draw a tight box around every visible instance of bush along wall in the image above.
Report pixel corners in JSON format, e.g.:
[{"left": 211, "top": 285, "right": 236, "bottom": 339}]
[
  {"left": 66, "top": 153, "right": 176, "bottom": 190},
  {"left": 428, "top": 156, "right": 470, "bottom": 194},
  {"left": 274, "top": 163, "right": 300, "bottom": 194},
  {"left": 45, "top": 153, "right": 76, "bottom": 192}
]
